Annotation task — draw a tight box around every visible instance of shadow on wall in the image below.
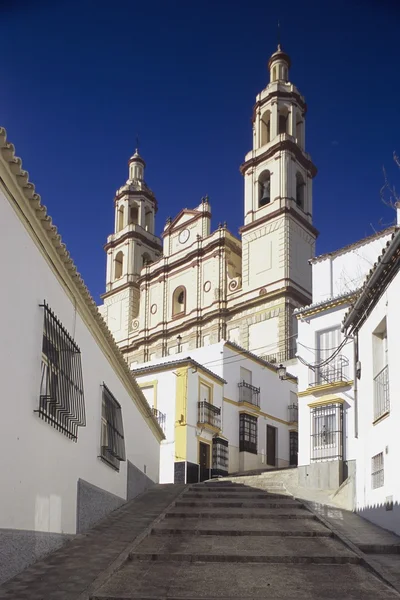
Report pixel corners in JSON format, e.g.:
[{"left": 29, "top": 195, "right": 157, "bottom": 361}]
[{"left": 358, "top": 500, "right": 400, "bottom": 537}]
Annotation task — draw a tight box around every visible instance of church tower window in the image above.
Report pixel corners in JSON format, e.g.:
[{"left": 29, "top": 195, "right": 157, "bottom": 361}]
[
  {"left": 114, "top": 251, "right": 124, "bottom": 279},
  {"left": 172, "top": 286, "right": 186, "bottom": 317},
  {"left": 260, "top": 111, "right": 271, "bottom": 146},
  {"left": 142, "top": 253, "right": 152, "bottom": 268},
  {"left": 129, "top": 205, "right": 139, "bottom": 225},
  {"left": 258, "top": 170, "right": 271, "bottom": 208},
  {"left": 278, "top": 109, "right": 288, "bottom": 135},
  {"left": 117, "top": 206, "right": 124, "bottom": 232},
  {"left": 296, "top": 172, "right": 305, "bottom": 209},
  {"left": 145, "top": 209, "right": 152, "bottom": 232}
]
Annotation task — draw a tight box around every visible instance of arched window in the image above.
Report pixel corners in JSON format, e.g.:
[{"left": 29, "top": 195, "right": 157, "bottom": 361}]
[
  {"left": 260, "top": 111, "right": 271, "bottom": 146},
  {"left": 296, "top": 119, "right": 303, "bottom": 147},
  {"left": 258, "top": 170, "right": 271, "bottom": 208},
  {"left": 296, "top": 172, "right": 305, "bottom": 209},
  {"left": 129, "top": 204, "right": 139, "bottom": 225},
  {"left": 145, "top": 210, "right": 152, "bottom": 232},
  {"left": 172, "top": 286, "right": 186, "bottom": 317},
  {"left": 117, "top": 206, "right": 124, "bottom": 232},
  {"left": 142, "top": 253, "right": 152, "bottom": 268},
  {"left": 114, "top": 251, "right": 123, "bottom": 279},
  {"left": 278, "top": 108, "right": 288, "bottom": 135}
]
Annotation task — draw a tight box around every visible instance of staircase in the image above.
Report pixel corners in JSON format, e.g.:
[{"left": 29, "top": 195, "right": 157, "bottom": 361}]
[{"left": 92, "top": 480, "right": 399, "bottom": 599}]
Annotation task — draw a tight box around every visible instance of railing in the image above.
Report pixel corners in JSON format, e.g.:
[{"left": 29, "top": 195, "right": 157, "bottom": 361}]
[
  {"left": 288, "top": 403, "right": 298, "bottom": 423},
  {"left": 238, "top": 381, "right": 260, "bottom": 407},
  {"left": 263, "top": 347, "right": 297, "bottom": 364},
  {"left": 198, "top": 401, "right": 221, "bottom": 429},
  {"left": 373, "top": 365, "right": 390, "bottom": 421},
  {"left": 152, "top": 408, "right": 166, "bottom": 433},
  {"left": 309, "top": 355, "right": 349, "bottom": 387}
]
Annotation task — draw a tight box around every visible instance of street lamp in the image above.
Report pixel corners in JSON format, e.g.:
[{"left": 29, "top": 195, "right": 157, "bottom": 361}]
[
  {"left": 277, "top": 363, "right": 287, "bottom": 380},
  {"left": 177, "top": 334, "right": 182, "bottom": 353}
]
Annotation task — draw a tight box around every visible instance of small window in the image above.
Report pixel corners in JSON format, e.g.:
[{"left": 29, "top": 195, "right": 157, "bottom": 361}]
[
  {"left": 296, "top": 172, "right": 305, "bottom": 208},
  {"left": 371, "top": 452, "right": 384, "bottom": 489},
  {"left": 37, "top": 302, "right": 85, "bottom": 441},
  {"left": 114, "top": 251, "right": 123, "bottom": 279},
  {"left": 258, "top": 170, "right": 271, "bottom": 208},
  {"left": 117, "top": 205, "right": 124, "bottom": 232},
  {"left": 239, "top": 413, "right": 258, "bottom": 454},
  {"left": 279, "top": 113, "right": 288, "bottom": 134},
  {"left": 100, "top": 384, "right": 126, "bottom": 471},
  {"left": 172, "top": 286, "right": 186, "bottom": 317},
  {"left": 129, "top": 205, "right": 139, "bottom": 225}
]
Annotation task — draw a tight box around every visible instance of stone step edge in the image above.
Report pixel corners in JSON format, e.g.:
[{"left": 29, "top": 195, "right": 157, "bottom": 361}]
[
  {"left": 150, "top": 528, "right": 333, "bottom": 537},
  {"left": 358, "top": 543, "right": 400, "bottom": 555},
  {"left": 128, "top": 553, "right": 361, "bottom": 565},
  {"left": 164, "top": 512, "right": 317, "bottom": 519},
  {"left": 175, "top": 502, "right": 304, "bottom": 509},
  {"left": 182, "top": 493, "right": 290, "bottom": 499}
]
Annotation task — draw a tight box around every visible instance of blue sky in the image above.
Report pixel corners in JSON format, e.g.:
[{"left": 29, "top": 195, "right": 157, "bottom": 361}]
[{"left": 2, "top": 0, "right": 399, "bottom": 303}]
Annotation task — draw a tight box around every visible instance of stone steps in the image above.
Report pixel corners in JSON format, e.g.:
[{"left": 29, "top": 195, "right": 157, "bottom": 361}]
[
  {"left": 182, "top": 492, "right": 289, "bottom": 499},
  {"left": 175, "top": 499, "right": 303, "bottom": 509},
  {"left": 165, "top": 508, "right": 317, "bottom": 519}
]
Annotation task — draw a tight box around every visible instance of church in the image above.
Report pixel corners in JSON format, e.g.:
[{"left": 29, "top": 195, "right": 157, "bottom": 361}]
[{"left": 99, "top": 45, "right": 318, "bottom": 367}]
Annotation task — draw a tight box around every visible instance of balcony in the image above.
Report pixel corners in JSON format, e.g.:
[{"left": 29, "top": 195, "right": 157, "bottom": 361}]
[
  {"left": 263, "top": 347, "right": 297, "bottom": 364},
  {"left": 152, "top": 408, "right": 166, "bottom": 433},
  {"left": 238, "top": 381, "right": 260, "bottom": 407},
  {"left": 198, "top": 401, "right": 221, "bottom": 430},
  {"left": 374, "top": 365, "right": 389, "bottom": 421},
  {"left": 309, "top": 355, "right": 349, "bottom": 387},
  {"left": 288, "top": 403, "right": 298, "bottom": 423}
]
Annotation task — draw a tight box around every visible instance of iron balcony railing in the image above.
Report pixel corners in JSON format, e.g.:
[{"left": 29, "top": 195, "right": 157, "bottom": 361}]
[
  {"left": 309, "top": 355, "right": 349, "bottom": 387},
  {"left": 198, "top": 401, "right": 221, "bottom": 429},
  {"left": 152, "top": 408, "right": 166, "bottom": 433},
  {"left": 238, "top": 381, "right": 260, "bottom": 407},
  {"left": 288, "top": 403, "right": 298, "bottom": 423},
  {"left": 373, "top": 365, "right": 389, "bottom": 421},
  {"left": 263, "top": 347, "right": 297, "bottom": 364}
]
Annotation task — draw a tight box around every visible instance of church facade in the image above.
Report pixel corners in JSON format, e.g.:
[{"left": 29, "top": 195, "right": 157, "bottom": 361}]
[{"left": 100, "top": 46, "right": 318, "bottom": 367}]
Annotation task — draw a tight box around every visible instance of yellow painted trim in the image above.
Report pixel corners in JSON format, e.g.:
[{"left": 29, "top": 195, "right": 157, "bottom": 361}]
[
  {"left": 373, "top": 411, "right": 390, "bottom": 426},
  {"left": 198, "top": 377, "right": 214, "bottom": 405},
  {"left": 198, "top": 438, "right": 212, "bottom": 468},
  {"left": 197, "top": 422, "right": 220, "bottom": 434},
  {"left": 307, "top": 397, "right": 345, "bottom": 408},
  {"left": 298, "top": 380, "right": 354, "bottom": 397},
  {"left": 295, "top": 295, "right": 358, "bottom": 319},
  {"left": 138, "top": 379, "right": 158, "bottom": 410},
  {"left": 174, "top": 367, "right": 188, "bottom": 462},
  {"left": 289, "top": 428, "right": 298, "bottom": 432},
  {"left": 224, "top": 397, "right": 291, "bottom": 426}
]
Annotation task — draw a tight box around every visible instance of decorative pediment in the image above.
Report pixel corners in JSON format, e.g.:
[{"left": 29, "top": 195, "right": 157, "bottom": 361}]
[{"left": 163, "top": 208, "right": 204, "bottom": 236}]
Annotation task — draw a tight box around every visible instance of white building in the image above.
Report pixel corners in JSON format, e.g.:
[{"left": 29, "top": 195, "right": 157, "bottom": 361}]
[
  {"left": 132, "top": 341, "right": 298, "bottom": 484},
  {"left": 294, "top": 226, "right": 396, "bottom": 495},
  {"left": 100, "top": 45, "right": 317, "bottom": 368},
  {"left": 0, "top": 127, "right": 164, "bottom": 584},
  {"left": 343, "top": 227, "right": 400, "bottom": 535}
]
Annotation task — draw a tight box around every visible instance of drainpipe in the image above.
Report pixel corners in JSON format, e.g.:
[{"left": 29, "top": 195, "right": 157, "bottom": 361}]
[{"left": 353, "top": 331, "right": 359, "bottom": 439}]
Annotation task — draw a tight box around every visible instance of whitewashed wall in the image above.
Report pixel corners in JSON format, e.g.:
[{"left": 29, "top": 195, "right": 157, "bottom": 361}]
[{"left": 0, "top": 187, "right": 161, "bottom": 539}]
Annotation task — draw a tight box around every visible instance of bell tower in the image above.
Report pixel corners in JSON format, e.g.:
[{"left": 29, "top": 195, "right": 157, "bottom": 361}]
[
  {"left": 239, "top": 45, "right": 318, "bottom": 360},
  {"left": 101, "top": 149, "right": 162, "bottom": 345}
]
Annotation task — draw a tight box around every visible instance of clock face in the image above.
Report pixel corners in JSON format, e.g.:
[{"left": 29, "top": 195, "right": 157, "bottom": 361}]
[{"left": 179, "top": 229, "right": 190, "bottom": 244}]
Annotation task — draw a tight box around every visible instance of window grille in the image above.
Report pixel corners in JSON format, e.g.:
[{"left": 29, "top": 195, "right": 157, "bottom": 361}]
[
  {"left": 37, "top": 302, "right": 85, "bottom": 440},
  {"left": 198, "top": 401, "right": 221, "bottom": 429},
  {"left": 212, "top": 437, "right": 229, "bottom": 470},
  {"left": 371, "top": 452, "right": 384, "bottom": 489},
  {"left": 373, "top": 366, "right": 390, "bottom": 421},
  {"left": 239, "top": 413, "right": 258, "bottom": 454},
  {"left": 101, "top": 384, "right": 126, "bottom": 471},
  {"left": 310, "top": 403, "right": 343, "bottom": 461}
]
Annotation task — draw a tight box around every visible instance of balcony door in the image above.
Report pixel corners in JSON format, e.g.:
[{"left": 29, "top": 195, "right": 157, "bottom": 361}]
[
  {"left": 316, "top": 327, "right": 341, "bottom": 384},
  {"left": 199, "top": 441, "right": 211, "bottom": 482}
]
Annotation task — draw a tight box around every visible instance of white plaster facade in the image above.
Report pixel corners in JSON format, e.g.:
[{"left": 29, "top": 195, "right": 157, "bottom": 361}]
[
  {"left": 100, "top": 46, "right": 317, "bottom": 368},
  {"left": 0, "top": 128, "right": 163, "bottom": 582},
  {"left": 133, "top": 341, "right": 298, "bottom": 484}
]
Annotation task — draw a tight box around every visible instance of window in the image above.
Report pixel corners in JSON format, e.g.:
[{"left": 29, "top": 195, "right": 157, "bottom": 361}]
[
  {"left": 142, "top": 253, "right": 152, "bottom": 268},
  {"left": 239, "top": 413, "right": 258, "bottom": 454},
  {"left": 295, "top": 172, "right": 305, "bottom": 208},
  {"left": 278, "top": 110, "right": 288, "bottom": 134},
  {"left": 213, "top": 437, "right": 229, "bottom": 471},
  {"left": 114, "top": 251, "right": 123, "bottom": 279},
  {"left": 296, "top": 119, "right": 303, "bottom": 147},
  {"left": 310, "top": 403, "right": 343, "bottom": 461},
  {"left": 100, "top": 384, "right": 126, "bottom": 471},
  {"left": 172, "top": 286, "right": 186, "bottom": 317},
  {"left": 314, "top": 327, "right": 343, "bottom": 385},
  {"left": 373, "top": 318, "right": 389, "bottom": 420},
  {"left": 37, "top": 302, "right": 85, "bottom": 440},
  {"left": 258, "top": 170, "right": 271, "bottom": 208},
  {"left": 117, "top": 205, "right": 124, "bottom": 232},
  {"left": 371, "top": 452, "right": 384, "bottom": 489},
  {"left": 200, "top": 382, "right": 211, "bottom": 404},
  {"left": 145, "top": 210, "right": 152, "bottom": 232},
  {"left": 129, "top": 205, "right": 139, "bottom": 225},
  {"left": 260, "top": 111, "right": 271, "bottom": 146}
]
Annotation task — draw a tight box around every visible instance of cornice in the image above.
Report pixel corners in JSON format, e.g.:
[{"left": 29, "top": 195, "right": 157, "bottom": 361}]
[
  {"left": 252, "top": 90, "right": 306, "bottom": 122},
  {"left": 114, "top": 188, "right": 158, "bottom": 212},
  {"left": 104, "top": 229, "right": 163, "bottom": 253},
  {"left": 239, "top": 204, "right": 319, "bottom": 239},
  {"left": 240, "top": 138, "right": 317, "bottom": 178},
  {"left": 162, "top": 209, "right": 212, "bottom": 238},
  {"left": 298, "top": 380, "right": 354, "bottom": 397}
]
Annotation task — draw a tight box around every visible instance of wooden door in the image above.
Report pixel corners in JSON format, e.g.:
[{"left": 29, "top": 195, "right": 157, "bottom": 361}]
[
  {"left": 199, "top": 442, "right": 211, "bottom": 482},
  {"left": 267, "top": 425, "right": 277, "bottom": 466}
]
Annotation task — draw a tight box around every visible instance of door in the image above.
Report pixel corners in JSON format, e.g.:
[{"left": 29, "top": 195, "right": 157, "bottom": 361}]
[
  {"left": 267, "top": 425, "right": 277, "bottom": 466},
  {"left": 289, "top": 431, "right": 298, "bottom": 466},
  {"left": 199, "top": 442, "right": 211, "bottom": 482}
]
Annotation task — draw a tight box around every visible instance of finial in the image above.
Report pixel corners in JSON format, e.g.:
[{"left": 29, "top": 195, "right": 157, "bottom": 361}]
[
  {"left": 277, "top": 20, "right": 281, "bottom": 50},
  {"left": 135, "top": 133, "right": 140, "bottom": 154}
]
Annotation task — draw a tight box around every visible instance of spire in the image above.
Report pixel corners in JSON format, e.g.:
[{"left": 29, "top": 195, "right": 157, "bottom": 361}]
[{"left": 268, "top": 43, "right": 291, "bottom": 83}]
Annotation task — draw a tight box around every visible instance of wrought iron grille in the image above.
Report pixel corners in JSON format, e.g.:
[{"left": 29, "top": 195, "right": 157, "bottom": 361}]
[
  {"left": 212, "top": 436, "right": 229, "bottom": 470},
  {"left": 263, "top": 347, "right": 297, "bottom": 364},
  {"left": 198, "top": 401, "right": 221, "bottom": 429},
  {"left": 101, "top": 384, "right": 126, "bottom": 471},
  {"left": 238, "top": 381, "right": 260, "bottom": 407},
  {"left": 37, "top": 302, "right": 85, "bottom": 441},
  {"left": 374, "top": 366, "right": 390, "bottom": 421},
  {"left": 289, "top": 431, "right": 298, "bottom": 466},
  {"left": 239, "top": 413, "right": 258, "bottom": 454},
  {"left": 310, "top": 403, "right": 343, "bottom": 462},
  {"left": 309, "top": 355, "right": 349, "bottom": 387},
  {"left": 152, "top": 408, "right": 166, "bottom": 433},
  {"left": 288, "top": 403, "right": 298, "bottom": 423},
  {"left": 371, "top": 452, "right": 384, "bottom": 489}
]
